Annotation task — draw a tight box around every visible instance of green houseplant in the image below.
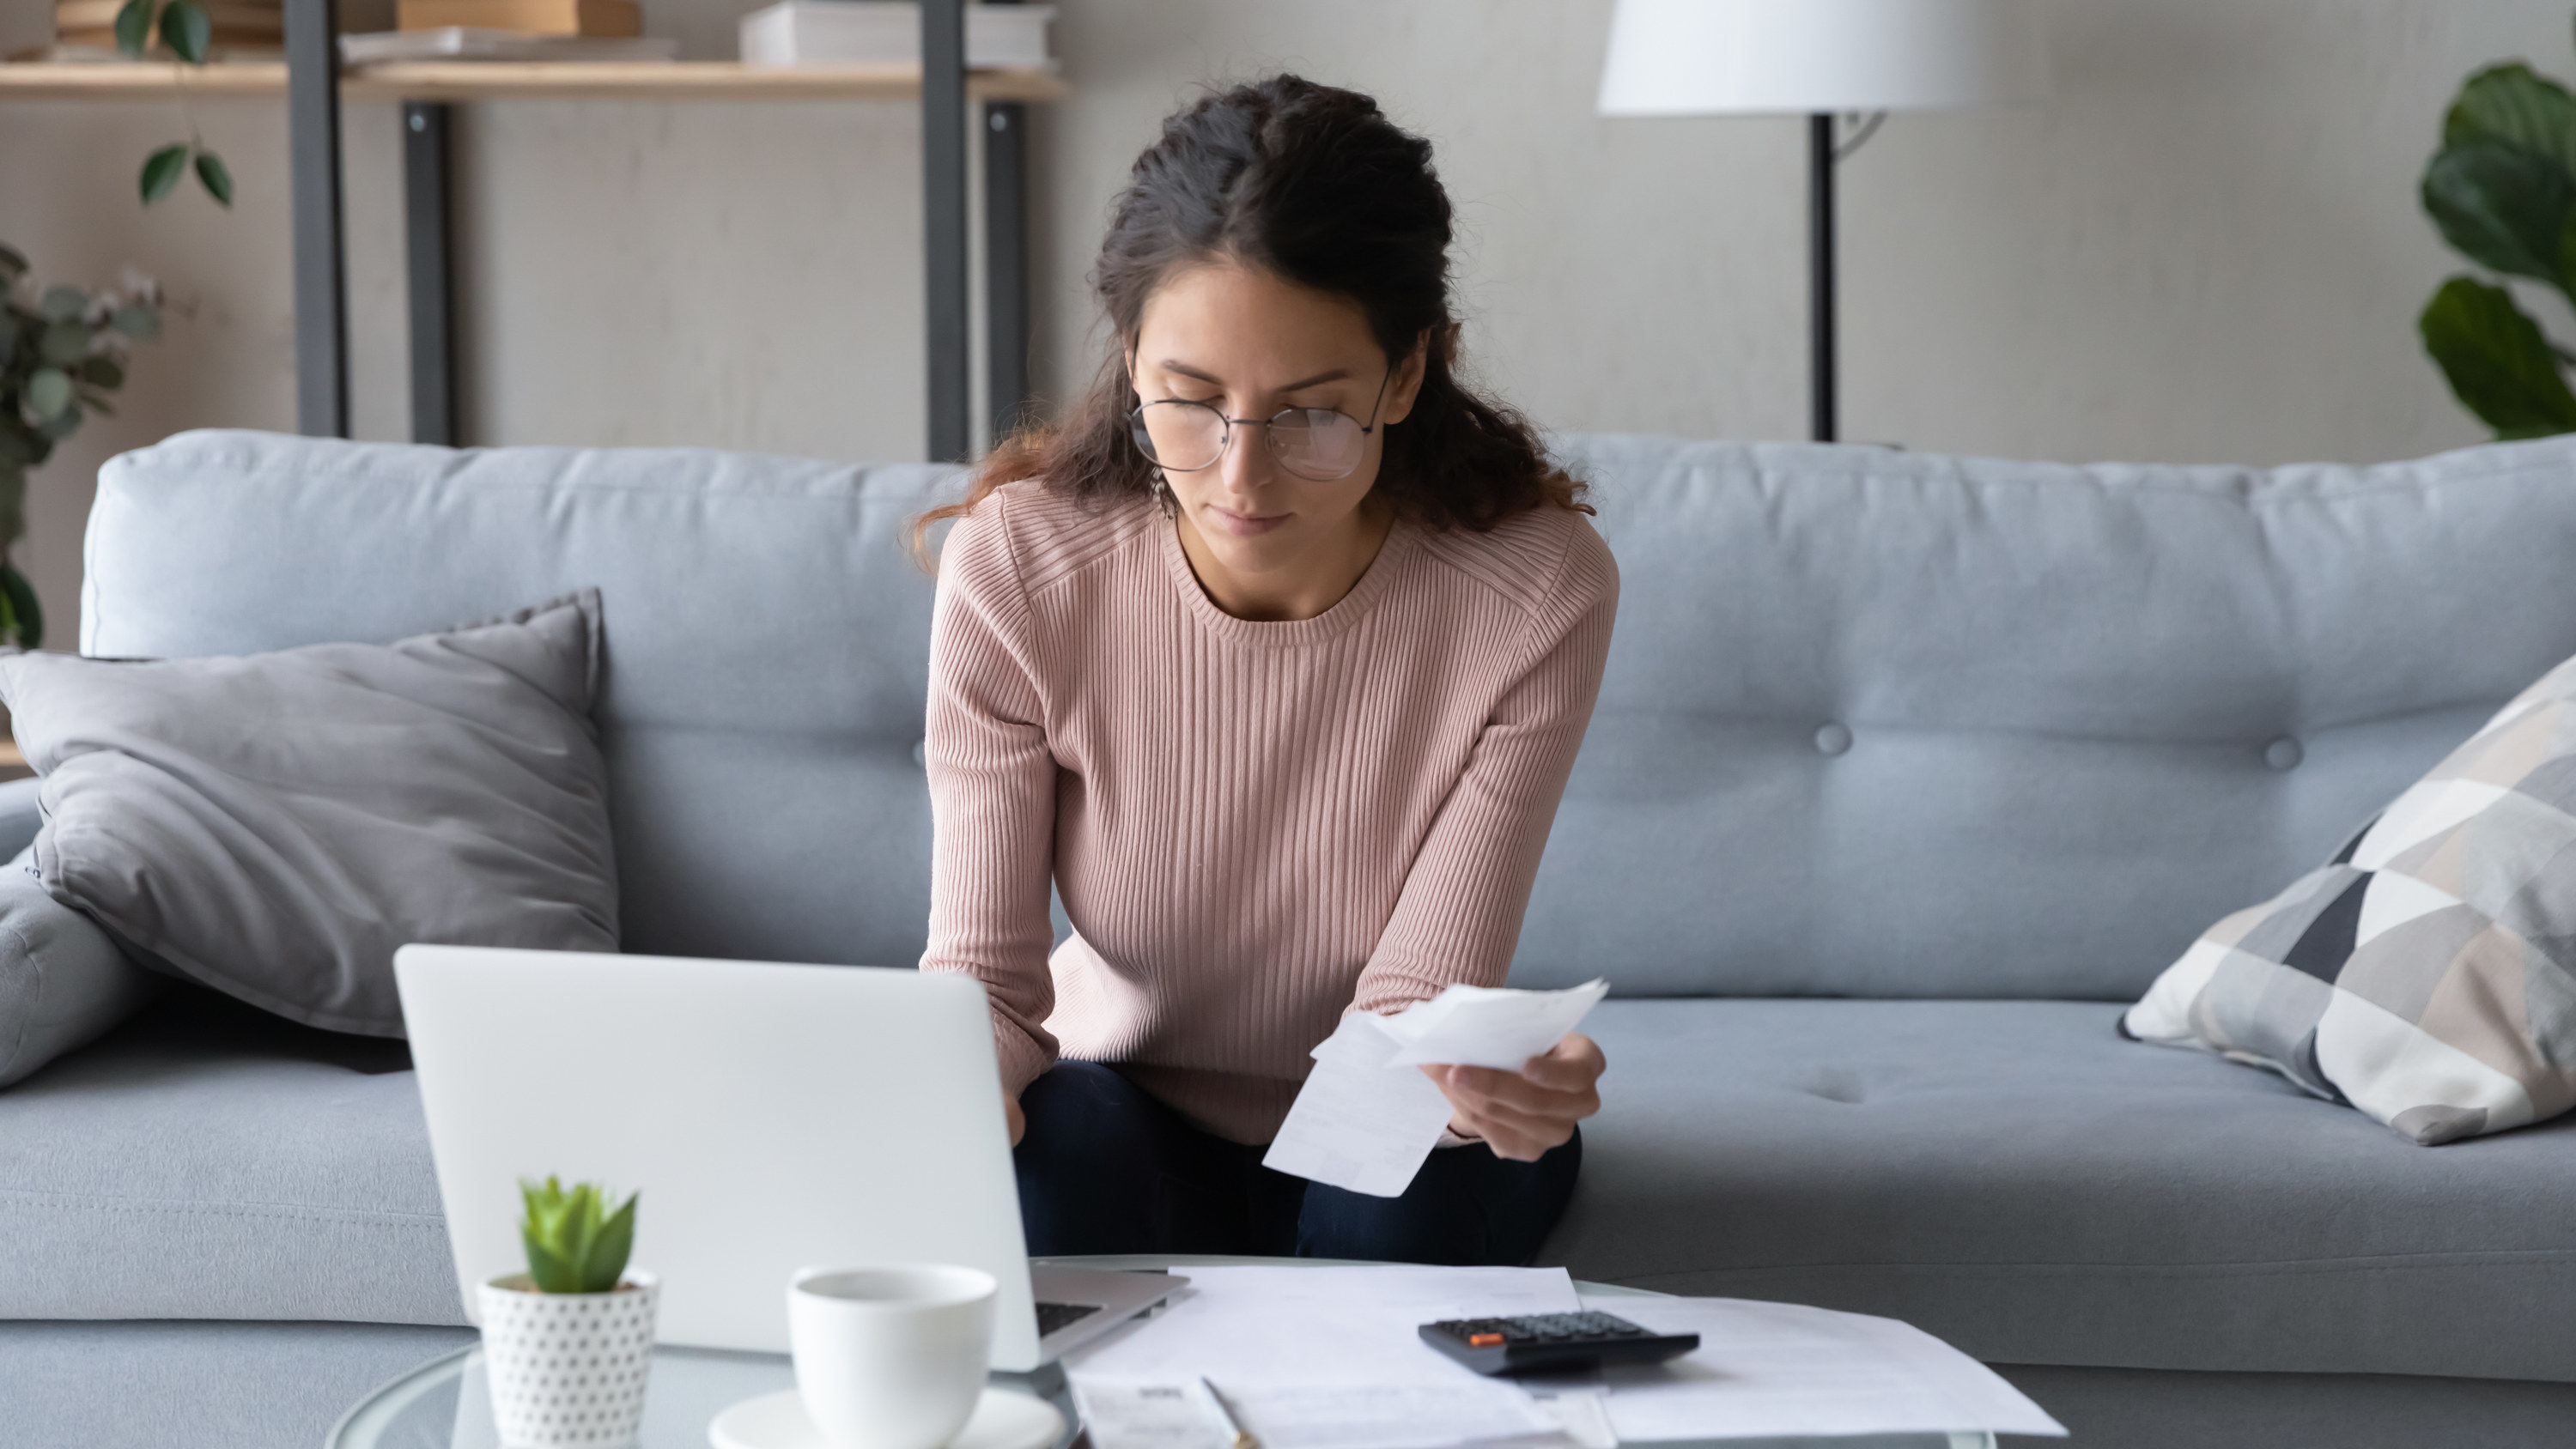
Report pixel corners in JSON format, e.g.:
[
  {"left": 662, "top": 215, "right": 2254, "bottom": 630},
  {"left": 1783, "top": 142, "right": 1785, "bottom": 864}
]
[
  {"left": 2419, "top": 20, "right": 2576, "bottom": 439},
  {"left": 0, "top": 246, "right": 164, "bottom": 649},
  {"left": 112, "top": 0, "right": 234, "bottom": 207},
  {"left": 477, "top": 1179, "right": 658, "bottom": 1449},
  {"left": 519, "top": 1176, "right": 640, "bottom": 1293}
]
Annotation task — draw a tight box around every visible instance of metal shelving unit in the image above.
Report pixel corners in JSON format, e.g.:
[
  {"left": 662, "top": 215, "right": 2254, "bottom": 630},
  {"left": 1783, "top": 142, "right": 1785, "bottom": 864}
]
[
  {"left": 0, "top": 59, "right": 1068, "bottom": 100},
  {"left": 3, "top": 0, "right": 1060, "bottom": 458}
]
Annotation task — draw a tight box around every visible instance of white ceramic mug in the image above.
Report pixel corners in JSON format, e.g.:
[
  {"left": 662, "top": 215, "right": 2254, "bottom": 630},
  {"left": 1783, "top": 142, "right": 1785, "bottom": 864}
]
[{"left": 787, "top": 1264, "right": 998, "bottom": 1449}]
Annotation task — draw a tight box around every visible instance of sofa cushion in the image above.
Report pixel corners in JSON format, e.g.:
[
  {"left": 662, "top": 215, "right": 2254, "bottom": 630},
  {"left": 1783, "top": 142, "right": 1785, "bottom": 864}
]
[
  {"left": 82, "top": 432, "right": 951, "bottom": 974},
  {"left": 19, "top": 987, "right": 2575, "bottom": 1386},
  {"left": 0, "top": 1320, "right": 477, "bottom": 1449},
  {"left": 0, "top": 848, "right": 161, "bottom": 1088},
  {"left": 2124, "top": 647, "right": 2576, "bottom": 1146},
  {"left": 0, "top": 776, "right": 41, "bottom": 862},
  {"left": 1512, "top": 432, "right": 2576, "bottom": 1000},
  {"left": 1546, "top": 997, "right": 2576, "bottom": 1384},
  {"left": 0, "top": 989, "right": 462, "bottom": 1325},
  {"left": 3, "top": 591, "right": 617, "bottom": 1037}
]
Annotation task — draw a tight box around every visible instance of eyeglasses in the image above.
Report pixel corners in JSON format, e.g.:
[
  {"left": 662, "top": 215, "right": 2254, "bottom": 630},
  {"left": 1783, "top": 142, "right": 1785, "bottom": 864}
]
[{"left": 1127, "top": 369, "right": 1392, "bottom": 482}]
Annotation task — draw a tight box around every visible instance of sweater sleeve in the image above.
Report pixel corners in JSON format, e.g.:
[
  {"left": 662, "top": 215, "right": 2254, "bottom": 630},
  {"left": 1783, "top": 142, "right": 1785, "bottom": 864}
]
[
  {"left": 920, "top": 498, "right": 1062, "bottom": 1097},
  {"left": 1351, "top": 521, "right": 1620, "bottom": 1018}
]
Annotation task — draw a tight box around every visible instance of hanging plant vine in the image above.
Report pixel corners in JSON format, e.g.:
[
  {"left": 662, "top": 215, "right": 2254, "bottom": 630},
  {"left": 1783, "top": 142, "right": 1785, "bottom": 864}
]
[{"left": 112, "top": 0, "right": 234, "bottom": 208}]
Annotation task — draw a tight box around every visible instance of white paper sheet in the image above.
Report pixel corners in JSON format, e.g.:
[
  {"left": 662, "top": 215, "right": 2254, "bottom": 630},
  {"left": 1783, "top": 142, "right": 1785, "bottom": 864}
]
[
  {"left": 1066, "top": 1267, "right": 1589, "bottom": 1449},
  {"left": 1261, "top": 1014, "right": 1458, "bottom": 1197},
  {"left": 1056, "top": 1271, "right": 1577, "bottom": 1449},
  {"left": 1066, "top": 1264, "right": 1581, "bottom": 1385},
  {"left": 1264, "top": 982, "right": 1609, "bottom": 1197},
  {"left": 1071, "top": 1381, "right": 1235, "bottom": 1449},
  {"left": 1579, "top": 1294, "right": 2069, "bottom": 1441},
  {"left": 1380, "top": 979, "right": 1610, "bottom": 1070}
]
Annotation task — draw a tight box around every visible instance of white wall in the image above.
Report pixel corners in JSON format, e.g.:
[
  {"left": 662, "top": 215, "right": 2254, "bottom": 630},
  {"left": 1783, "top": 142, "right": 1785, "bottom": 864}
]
[{"left": 3, "top": 0, "right": 2567, "bottom": 642}]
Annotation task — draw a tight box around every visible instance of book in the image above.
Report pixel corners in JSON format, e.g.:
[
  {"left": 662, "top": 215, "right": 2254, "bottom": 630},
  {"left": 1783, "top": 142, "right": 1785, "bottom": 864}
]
[
  {"left": 738, "top": 3, "right": 1054, "bottom": 70},
  {"left": 342, "top": 25, "right": 675, "bottom": 61},
  {"left": 395, "top": 0, "right": 640, "bottom": 38}
]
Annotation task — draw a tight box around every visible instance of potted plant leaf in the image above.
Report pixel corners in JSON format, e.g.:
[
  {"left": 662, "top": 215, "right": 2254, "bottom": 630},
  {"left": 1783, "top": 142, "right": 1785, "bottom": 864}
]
[
  {"left": 477, "top": 1179, "right": 658, "bottom": 1449},
  {"left": 2419, "top": 15, "right": 2576, "bottom": 438}
]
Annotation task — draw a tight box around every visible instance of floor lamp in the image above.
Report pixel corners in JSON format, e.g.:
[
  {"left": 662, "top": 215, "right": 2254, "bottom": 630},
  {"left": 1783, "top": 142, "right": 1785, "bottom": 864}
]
[{"left": 1598, "top": 0, "right": 2050, "bottom": 443}]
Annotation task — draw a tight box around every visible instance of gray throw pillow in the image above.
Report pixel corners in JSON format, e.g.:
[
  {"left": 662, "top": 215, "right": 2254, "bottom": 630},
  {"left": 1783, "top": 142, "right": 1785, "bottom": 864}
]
[
  {"left": 0, "top": 846, "right": 162, "bottom": 1087},
  {"left": 2124, "top": 649, "right": 2576, "bottom": 1144},
  {"left": 0, "top": 591, "right": 617, "bottom": 1037}
]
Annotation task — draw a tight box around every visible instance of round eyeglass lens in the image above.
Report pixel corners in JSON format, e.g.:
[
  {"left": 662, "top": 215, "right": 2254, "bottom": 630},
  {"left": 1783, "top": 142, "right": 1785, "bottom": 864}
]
[
  {"left": 1129, "top": 401, "right": 1370, "bottom": 481},
  {"left": 1267, "top": 408, "right": 1364, "bottom": 480},
  {"left": 1133, "top": 401, "right": 1227, "bottom": 472}
]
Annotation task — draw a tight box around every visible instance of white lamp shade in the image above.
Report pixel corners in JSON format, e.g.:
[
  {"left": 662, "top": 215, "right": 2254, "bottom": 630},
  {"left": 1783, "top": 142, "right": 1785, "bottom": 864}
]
[{"left": 1598, "top": 0, "right": 2052, "bottom": 117}]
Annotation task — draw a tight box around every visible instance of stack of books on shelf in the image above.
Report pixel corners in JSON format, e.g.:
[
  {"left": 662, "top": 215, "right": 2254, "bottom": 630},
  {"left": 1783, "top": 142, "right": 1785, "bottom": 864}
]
[
  {"left": 46, "top": 0, "right": 283, "bottom": 60},
  {"left": 397, "top": 0, "right": 636, "bottom": 37},
  {"left": 345, "top": 0, "right": 676, "bottom": 63},
  {"left": 738, "top": 1, "right": 1054, "bottom": 69}
]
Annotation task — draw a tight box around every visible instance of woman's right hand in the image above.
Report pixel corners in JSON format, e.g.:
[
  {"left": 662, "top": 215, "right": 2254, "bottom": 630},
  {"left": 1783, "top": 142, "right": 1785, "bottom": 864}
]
[{"left": 1005, "top": 1087, "right": 1027, "bottom": 1147}]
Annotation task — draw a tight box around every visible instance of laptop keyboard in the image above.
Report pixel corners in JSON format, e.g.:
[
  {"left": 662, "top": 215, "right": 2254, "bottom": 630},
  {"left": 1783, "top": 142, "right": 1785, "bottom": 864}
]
[{"left": 1036, "top": 1300, "right": 1103, "bottom": 1337}]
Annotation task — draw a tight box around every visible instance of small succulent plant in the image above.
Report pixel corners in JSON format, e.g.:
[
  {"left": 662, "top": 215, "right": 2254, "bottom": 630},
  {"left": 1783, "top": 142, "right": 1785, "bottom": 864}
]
[{"left": 518, "top": 1178, "right": 638, "bottom": 1294}]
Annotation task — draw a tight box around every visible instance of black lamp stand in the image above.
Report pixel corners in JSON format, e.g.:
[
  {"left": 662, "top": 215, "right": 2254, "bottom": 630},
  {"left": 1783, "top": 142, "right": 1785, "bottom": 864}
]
[{"left": 1807, "top": 112, "right": 1838, "bottom": 445}]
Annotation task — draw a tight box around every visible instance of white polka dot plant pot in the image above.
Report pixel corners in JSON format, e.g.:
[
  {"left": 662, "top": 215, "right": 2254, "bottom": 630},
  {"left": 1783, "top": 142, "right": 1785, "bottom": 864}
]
[{"left": 477, "top": 1270, "right": 660, "bottom": 1448}]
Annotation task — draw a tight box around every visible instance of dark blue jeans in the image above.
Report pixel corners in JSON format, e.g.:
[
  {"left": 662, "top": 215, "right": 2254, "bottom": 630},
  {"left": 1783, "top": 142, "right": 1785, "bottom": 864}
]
[{"left": 1014, "top": 1060, "right": 1581, "bottom": 1265}]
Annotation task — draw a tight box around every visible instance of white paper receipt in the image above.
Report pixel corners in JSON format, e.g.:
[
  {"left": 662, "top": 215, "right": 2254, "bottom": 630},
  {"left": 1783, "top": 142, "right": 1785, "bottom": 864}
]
[{"left": 1262, "top": 980, "right": 1608, "bottom": 1197}]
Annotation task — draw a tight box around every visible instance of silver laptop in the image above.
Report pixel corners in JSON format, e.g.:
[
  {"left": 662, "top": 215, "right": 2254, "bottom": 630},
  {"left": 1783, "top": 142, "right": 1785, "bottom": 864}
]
[{"left": 394, "top": 944, "right": 1179, "bottom": 1371}]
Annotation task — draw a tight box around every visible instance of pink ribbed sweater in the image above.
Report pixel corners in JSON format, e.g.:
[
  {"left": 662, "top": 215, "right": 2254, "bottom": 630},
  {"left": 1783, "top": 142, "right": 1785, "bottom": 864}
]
[{"left": 920, "top": 481, "right": 1619, "bottom": 1144}]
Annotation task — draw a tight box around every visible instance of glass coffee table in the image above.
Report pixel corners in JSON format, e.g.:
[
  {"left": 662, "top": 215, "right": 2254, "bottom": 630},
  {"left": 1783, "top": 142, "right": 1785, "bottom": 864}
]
[{"left": 327, "top": 1257, "right": 1996, "bottom": 1449}]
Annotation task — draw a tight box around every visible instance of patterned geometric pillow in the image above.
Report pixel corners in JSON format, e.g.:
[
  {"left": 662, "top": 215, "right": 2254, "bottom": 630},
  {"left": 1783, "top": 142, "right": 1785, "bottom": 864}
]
[{"left": 2123, "top": 654, "right": 2576, "bottom": 1145}]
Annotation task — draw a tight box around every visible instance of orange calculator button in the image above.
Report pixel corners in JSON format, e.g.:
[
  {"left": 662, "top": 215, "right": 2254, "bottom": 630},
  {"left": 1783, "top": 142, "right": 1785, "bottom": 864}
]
[{"left": 1468, "top": 1332, "right": 1504, "bottom": 1347}]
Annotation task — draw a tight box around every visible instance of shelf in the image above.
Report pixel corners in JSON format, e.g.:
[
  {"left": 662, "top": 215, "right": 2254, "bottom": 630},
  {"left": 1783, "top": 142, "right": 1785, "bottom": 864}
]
[{"left": 0, "top": 59, "right": 1070, "bottom": 102}]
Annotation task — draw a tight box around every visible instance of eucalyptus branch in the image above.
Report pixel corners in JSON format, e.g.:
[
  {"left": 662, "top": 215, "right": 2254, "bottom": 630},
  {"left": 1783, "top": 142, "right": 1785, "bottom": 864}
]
[{"left": 0, "top": 246, "right": 167, "bottom": 648}]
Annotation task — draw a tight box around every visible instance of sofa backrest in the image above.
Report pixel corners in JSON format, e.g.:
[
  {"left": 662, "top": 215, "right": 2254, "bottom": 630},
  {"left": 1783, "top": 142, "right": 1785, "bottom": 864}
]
[
  {"left": 1519, "top": 431, "right": 2576, "bottom": 999},
  {"left": 87, "top": 431, "right": 953, "bottom": 973},
  {"left": 85, "top": 429, "right": 2576, "bottom": 1002}
]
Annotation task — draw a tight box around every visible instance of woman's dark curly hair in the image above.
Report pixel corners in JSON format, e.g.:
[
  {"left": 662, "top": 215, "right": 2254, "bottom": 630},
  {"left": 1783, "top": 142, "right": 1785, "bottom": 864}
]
[{"left": 916, "top": 74, "right": 1584, "bottom": 553}]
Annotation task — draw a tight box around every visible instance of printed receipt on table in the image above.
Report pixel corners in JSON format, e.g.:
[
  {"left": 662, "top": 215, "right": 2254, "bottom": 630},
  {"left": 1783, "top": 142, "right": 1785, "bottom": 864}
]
[{"left": 1262, "top": 979, "right": 1609, "bottom": 1197}]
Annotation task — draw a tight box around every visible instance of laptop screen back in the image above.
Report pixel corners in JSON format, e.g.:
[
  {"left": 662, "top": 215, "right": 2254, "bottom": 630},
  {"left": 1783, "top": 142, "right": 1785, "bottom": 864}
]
[{"left": 396, "top": 946, "right": 1043, "bottom": 1368}]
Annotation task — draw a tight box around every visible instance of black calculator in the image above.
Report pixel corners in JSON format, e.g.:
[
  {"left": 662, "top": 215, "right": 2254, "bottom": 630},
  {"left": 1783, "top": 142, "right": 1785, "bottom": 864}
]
[{"left": 1419, "top": 1311, "right": 1700, "bottom": 1377}]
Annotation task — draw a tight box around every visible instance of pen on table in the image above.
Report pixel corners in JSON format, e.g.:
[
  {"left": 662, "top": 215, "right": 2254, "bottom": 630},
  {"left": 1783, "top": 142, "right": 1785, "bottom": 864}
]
[{"left": 1200, "top": 1376, "right": 1257, "bottom": 1449}]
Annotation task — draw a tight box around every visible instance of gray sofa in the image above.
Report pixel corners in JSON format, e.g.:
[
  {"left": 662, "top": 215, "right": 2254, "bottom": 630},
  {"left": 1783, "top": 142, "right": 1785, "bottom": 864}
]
[{"left": 4, "top": 427, "right": 2574, "bottom": 1447}]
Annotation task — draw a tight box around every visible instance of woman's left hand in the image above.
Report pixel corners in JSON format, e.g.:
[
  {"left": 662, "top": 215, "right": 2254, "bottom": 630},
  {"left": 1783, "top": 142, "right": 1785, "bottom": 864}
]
[{"left": 1423, "top": 1033, "right": 1605, "bottom": 1162}]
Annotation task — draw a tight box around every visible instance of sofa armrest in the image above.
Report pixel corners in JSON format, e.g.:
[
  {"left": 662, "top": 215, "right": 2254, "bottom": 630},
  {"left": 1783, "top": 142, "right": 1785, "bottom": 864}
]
[{"left": 0, "top": 775, "right": 39, "bottom": 861}]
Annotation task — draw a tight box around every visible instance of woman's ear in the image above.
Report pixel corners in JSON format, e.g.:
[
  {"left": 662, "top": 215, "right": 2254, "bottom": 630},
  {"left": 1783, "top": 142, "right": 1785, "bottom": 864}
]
[{"left": 1382, "top": 328, "right": 1441, "bottom": 427}]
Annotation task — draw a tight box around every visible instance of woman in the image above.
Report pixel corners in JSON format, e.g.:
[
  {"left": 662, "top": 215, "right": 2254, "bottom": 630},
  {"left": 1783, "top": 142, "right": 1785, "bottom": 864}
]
[{"left": 918, "top": 75, "right": 1618, "bottom": 1266}]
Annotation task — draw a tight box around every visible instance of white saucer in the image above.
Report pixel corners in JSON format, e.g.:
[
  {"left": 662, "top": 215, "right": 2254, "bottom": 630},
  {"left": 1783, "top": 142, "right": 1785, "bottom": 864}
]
[{"left": 708, "top": 1388, "right": 1065, "bottom": 1449}]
